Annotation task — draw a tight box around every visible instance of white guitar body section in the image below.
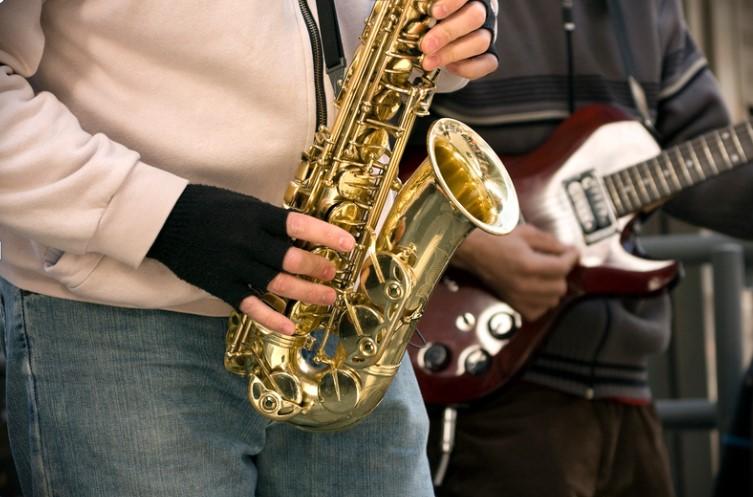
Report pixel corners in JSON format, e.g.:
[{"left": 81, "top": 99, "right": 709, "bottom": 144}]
[{"left": 520, "top": 120, "right": 673, "bottom": 291}]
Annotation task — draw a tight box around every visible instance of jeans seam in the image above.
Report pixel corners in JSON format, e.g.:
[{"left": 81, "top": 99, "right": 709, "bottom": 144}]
[{"left": 18, "top": 293, "right": 54, "bottom": 497}]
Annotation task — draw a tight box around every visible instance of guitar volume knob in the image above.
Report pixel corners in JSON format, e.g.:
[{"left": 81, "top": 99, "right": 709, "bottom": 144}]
[
  {"left": 421, "top": 343, "right": 451, "bottom": 372},
  {"left": 464, "top": 348, "right": 492, "bottom": 376},
  {"left": 487, "top": 310, "right": 520, "bottom": 340}
]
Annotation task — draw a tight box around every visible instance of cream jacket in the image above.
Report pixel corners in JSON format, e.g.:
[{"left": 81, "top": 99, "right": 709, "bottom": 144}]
[{"left": 0, "top": 0, "right": 466, "bottom": 315}]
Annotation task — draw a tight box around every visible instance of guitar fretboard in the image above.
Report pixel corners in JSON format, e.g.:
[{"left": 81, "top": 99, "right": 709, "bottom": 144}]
[{"left": 603, "top": 120, "right": 753, "bottom": 217}]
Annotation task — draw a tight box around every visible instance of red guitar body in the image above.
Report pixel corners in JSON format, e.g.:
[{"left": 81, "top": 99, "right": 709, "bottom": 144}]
[{"left": 409, "top": 105, "right": 680, "bottom": 405}]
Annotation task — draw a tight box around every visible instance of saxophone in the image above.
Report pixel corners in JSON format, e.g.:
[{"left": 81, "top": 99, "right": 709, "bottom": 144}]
[{"left": 224, "top": 0, "right": 519, "bottom": 431}]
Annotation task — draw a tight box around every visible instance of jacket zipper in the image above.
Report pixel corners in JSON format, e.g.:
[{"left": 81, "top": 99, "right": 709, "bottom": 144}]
[{"left": 298, "top": 0, "right": 328, "bottom": 128}]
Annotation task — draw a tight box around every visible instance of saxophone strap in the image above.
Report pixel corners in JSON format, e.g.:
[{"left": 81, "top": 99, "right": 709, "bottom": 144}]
[{"left": 316, "top": 0, "right": 346, "bottom": 93}]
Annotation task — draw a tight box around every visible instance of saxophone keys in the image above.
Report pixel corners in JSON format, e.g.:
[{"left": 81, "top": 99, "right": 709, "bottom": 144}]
[
  {"left": 328, "top": 201, "right": 365, "bottom": 232},
  {"left": 358, "top": 128, "right": 390, "bottom": 162},
  {"left": 384, "top": 57, "right": 413, "bottom": 86},
  {"left": 413, "top": 0, "right": 433, "bottom": 16},
  {"left": 288, "top": 301, "right": 327, "bottom": 332},
  {"left": 373, "top": 89, "right": 402, "bottom": 121},
  {"left": 283, "top": 181, "right": 303, "bottom": 209},
  {"left": 318, "top": 368, "right": 360, "bottom": 413},
  {"left": 360, "top": 252, "right": 412, "bottom": 310},
  {"left": 358, "top": 337, "right": 378, "bottom": 358},
  {"left": 390, "top": 177, "right": 403, "bottom": 192},
  {"left": 261, "top": 293, "right": 287, "bottom": 314},
  {"left": 337, "top": 168, "right": 375, "bottom": 203},
  {"left": 294, "top": 160, "right": 311, "bottom": 181},
  {"left": 249, "top": 374, "right": 302, "bottom": 420}
]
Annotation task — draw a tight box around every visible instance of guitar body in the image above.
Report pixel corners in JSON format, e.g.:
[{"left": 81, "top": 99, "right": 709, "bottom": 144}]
[{"left": 410, "top": 105, "right": 680, "bottom": 405}]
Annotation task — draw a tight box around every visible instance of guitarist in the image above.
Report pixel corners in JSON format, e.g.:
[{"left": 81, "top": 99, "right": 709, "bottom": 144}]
[{"left": 415, "top": 1, "right": 753, "bottom": 496}]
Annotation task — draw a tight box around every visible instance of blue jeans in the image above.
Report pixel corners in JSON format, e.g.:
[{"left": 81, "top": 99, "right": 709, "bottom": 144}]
[{"left": 0, "top": 280, "right": 434, "bottom": 497}]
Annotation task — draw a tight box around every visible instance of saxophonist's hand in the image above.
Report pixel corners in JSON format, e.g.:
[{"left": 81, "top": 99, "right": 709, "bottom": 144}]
[
  {"left": 147, "top": 185, "right": 355, "bottom": 336},
  {"left": 239, "top": 213, "right": 355, "bottom": 335},
  {"left": 421, "top": 0, "right": 499, "bottom": 79}
]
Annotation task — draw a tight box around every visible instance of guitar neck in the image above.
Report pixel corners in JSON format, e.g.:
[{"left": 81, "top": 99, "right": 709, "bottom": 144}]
[{"left": 603, "top": 119, "right": 753, "bottom": 216}]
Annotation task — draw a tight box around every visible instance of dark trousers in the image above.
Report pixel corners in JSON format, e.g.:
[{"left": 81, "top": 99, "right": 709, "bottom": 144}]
[
  {"left": 713, "top": 359, "right": 753, "bottom": 497},
  {"left": 427, "top": 381, "right": 676, "bottom": 497}
]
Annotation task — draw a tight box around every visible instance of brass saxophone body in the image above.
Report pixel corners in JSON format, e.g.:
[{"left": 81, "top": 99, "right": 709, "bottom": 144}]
[{"left": 224, "top": 0, "right": 519, "bottom": 431}]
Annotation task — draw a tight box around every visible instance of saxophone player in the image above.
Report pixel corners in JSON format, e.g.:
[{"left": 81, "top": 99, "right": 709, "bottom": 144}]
[{"left": 0, "top": 1, "right": 497, "bottom": 495}]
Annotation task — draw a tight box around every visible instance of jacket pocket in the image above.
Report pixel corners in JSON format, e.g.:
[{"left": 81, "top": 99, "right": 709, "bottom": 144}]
[
  {"left": 43, "top": 250, "right": 228, "bottom": 314},
  {"left": 43, "top": 251, "right": 105, "bottom": 291}
]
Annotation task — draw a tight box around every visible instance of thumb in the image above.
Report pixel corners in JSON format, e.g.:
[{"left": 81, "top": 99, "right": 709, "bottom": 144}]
[{"left": 561, "top": 246, "right": 580, "bottom": 271}]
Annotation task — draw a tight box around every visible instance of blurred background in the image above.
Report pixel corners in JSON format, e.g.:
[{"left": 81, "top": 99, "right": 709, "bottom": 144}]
[
  {"left": 643, "top": 1, "right": 753, "bottom": 497},
  {"left": 1, "top": 1, "right": 752, "bottom": 496}
]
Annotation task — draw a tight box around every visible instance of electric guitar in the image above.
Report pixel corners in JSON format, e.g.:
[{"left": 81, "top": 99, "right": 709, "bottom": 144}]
[{"left": 409, "top": 104, "right": 753, "bottom": 405}]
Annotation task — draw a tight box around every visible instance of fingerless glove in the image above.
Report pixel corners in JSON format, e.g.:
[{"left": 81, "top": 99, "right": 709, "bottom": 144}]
[
  {"left": 147, "top": 184, "right": 292, "bottom": 308},
  {"left": 477, "top": 0, "right": 499, "bottom": 60}
]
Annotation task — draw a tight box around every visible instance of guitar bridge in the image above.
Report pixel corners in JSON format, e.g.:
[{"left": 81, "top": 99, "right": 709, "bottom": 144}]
[{"left": 563, "top": 170, "right": 617, "bottom": 244}]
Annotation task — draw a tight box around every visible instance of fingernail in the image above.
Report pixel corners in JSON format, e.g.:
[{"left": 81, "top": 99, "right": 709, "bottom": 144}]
[
  {"left": 323, "top": 289, "right": 337, "bottom": 305},
  {"left": 423, "top": 36, "right": 439, "bottom": 53},
  {"left": 433, "top": 3, "right": 447, "bottom": 18},
  {"left": 340, "top": 236, "right": 354, "bottom": 251}
]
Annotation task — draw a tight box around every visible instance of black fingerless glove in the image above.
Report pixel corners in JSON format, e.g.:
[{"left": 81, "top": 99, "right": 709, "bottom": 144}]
[
  {"left": 477, "top": 0, "right": 499, "bottom": 60},
  {"left": 147, "top": 184, "right": 292, "bottom": 309}
]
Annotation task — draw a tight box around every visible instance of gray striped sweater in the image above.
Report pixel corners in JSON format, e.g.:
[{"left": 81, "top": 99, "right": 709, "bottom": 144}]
[{"left": 416, "top": 0, "right": 753, "bottom": 400}]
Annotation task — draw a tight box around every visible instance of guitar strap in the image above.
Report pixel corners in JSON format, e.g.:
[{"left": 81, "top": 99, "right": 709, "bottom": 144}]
[
  {"left": 315, "top": 0, "right": 347, "bottom": 94},
  {"left": 606, "top": 0, "right": 660, "bottom": 138},
  {"left": 562, "top": 0, "right": 576, "bottom": 114}
]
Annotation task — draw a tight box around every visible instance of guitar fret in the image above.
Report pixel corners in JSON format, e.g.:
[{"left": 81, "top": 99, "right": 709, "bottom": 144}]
[
  {"left": 638, "top": 161, "right": 661, "bottom": 200},
  {"left": 612, "top": 171, "right": 635, "bottom": 212},
  {"left": 700, "top": 135, "right": 720, "bottom": 174},
  {"left": 691, "top": 139, "right": 716, "bottom": 176},
  {"left": 730, "top": 131, "right": 748, "bottom": 163},
  {"left": 659, "top": 154, "right": 683, "bottom": 191},
  {"left": 604, "top": 175, "right": 626, "bottom": 216},
  {"left": 672, "top": 147, "right": 695, "bottom": 186},
  {"left": 650, "top": 157, "right": 672, "bottom": 196},
  {"left": 717, "top": 127, "right": 746, "bottom": 165},
  {"left": 739, "top": 121, "right": 753, "bottom": 160},
  {"left": 610, "top": 172, "right": 630, "bottom": 212},
  {"left": 714, "top": 132, "right": 733, "bottom": 169},
  {"left": 684, "top": 142, "right": 707, "bottom": 181},
  {"left": 746, "top": 122, "right": 753, "bottom": 151},
  {"left": 621, "top": 169, "right": 642, "bottom": 208},
  {"left": 628, "top": 165, "right": 651, "bottom": 205}
]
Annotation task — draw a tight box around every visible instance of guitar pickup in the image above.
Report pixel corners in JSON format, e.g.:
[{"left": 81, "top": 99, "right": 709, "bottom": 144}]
[{"left": 563, "top": 170, "right": 617, "bottom": 244}]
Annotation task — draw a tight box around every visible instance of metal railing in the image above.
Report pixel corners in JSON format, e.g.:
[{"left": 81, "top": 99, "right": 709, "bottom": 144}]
[{"left": 641, "top": 233, "right": 752, "bottom": 433}]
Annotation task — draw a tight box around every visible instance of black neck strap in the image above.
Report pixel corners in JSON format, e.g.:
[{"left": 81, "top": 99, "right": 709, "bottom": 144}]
[
  {"left": 315, "top": 0, "right": 346, "bottom": 93},
  {"left": 607, "top": 0, "right": 658, "bottom": 136},
  {"left": 562, "top": 0, "right": 575, "bottom": 115}
]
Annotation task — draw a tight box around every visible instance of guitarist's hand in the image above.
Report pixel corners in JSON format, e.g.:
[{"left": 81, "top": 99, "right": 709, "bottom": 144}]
[{"left": 453, "top": 224, "right": 579, "bottom": 321}]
